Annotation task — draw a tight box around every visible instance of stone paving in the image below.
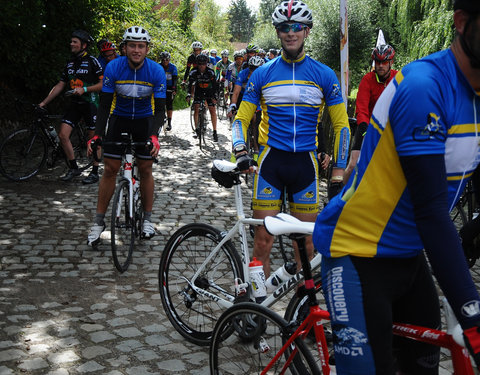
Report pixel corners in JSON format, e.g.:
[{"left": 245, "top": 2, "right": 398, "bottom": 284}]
[{"left": 0, "top": 108, "right": 479, "bottom": 374}]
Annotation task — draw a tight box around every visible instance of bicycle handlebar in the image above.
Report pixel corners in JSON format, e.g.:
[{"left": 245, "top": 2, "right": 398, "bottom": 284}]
[{"left": 90, "top": 138, "right": 153, "bottom": 163}]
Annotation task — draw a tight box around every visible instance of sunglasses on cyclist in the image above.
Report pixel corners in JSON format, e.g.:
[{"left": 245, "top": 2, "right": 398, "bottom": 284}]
[{"left": 277, "top": 23, "right": 308, "bottom": 33}]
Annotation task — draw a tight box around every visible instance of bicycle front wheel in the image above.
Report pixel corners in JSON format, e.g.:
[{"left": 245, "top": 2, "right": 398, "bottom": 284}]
[
  {"left": 217, "top": 95, "right": 226, "bottom": 120},
  {"left": 159, "top": 223, "right": 243, "bottom": 346},
  {"left": 0, "top": 127, "right": 47, "bottom": 181},
  {"left": 190, "top": 105, "right": 196, "bottom": 132},
  {"left": 210, "top": 302, "right": 321, "bottom": 375},
  {"left": 111, "top": 179, "right": 134, "bottom": 273}
]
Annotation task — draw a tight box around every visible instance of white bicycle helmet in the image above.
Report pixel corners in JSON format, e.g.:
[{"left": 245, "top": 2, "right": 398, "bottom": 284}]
[
  {"left": 123, "top": 26, "right": 151, "bottom": 43},
  {"left": 191, "top": 41, "right": 203, "bottom": 50},
  {"left": 248, "top": 56, "right": 265, "bottom": 68},
  {"left": 233, "top": 50, "right": 243, "bottom": 59},
  {"left": 221, "top": 49, "right": 229, "bottom": 57},
  {"left": 210, "top": 49, "right": 218, "bottom": 55},
  {"left": 272, "top": 0, "right": 313, "bottom": 28}
]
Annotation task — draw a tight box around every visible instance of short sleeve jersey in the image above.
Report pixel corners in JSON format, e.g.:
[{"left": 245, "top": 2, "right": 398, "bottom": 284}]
[
  {"left": 102, "top": 56, "right": 166, "bottom": 119},
  {"left": 60, "top": 52, "right": 103, "bottom": 105},
  {"left": 162, "top": 63, "right": 178, "bottom": 89},
  {"left": 313, "top": 49, "right": 480, "bottom": 258},
  {"left": 239, "top": 54, "right": 345, "bottom": 152}
]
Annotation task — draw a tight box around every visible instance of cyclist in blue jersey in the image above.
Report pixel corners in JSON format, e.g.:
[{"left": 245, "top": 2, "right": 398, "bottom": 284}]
[
  {"left": 86, "top": 26, "right": 166, "bottom": 247},
  {"left": 313, "top": 1, "right": 480, "bottom": 373},
  {"left": 159, "top": 51, "right": 178, "bottom": 131},
  {"left": 232, "top": 0, "right": 350, "bottom": 276},
  {"left": 226, "top": 51, "right": 244, "bottom": 103}
]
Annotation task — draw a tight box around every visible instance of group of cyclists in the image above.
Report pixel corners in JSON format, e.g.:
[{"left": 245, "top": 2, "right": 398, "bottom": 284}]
[{"left": 31, "top": 0, "right": 480, "bottom": 372}]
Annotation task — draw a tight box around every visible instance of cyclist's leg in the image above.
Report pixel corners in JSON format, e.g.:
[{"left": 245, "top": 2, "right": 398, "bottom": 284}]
[
  {"left": 207, "top": 98, "right": 217, "bottom": 131},
  {"left": 193, "top": 100, "right": 200, "bottom": 132},
  {"left": 392, "top": 254, "right": 441, "bottom": 374},
  {"left": 252, "top": 146, "right": 283, "bottom": 276},
  {"left": 58, "top": 122, "right": 75, "bottom": 161},
  {"left": 137, "top": 159, "right": 154, "bottom": 212}
]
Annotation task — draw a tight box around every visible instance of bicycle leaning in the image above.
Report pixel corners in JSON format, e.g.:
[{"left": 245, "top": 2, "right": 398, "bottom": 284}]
[
  {"left": 209, "top": 213, "right": 476, "bottom": 375},
  {"left": 158, "top": 159, "right": 323, "bottom": 346},
  {"left": 91, "top": 133, "right": 152, "bottom": 273},
  {"left": 0, "top": 102, "right": 92, "bottom": 181}
]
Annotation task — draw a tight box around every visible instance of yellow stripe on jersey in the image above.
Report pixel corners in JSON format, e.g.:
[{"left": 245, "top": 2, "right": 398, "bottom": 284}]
[
  {"left": 234, "top": 101, "right": 257, "bottom": 142},
  {"left": 263, "top": 80, "right": 322, "bottom": 90},
  {"left": 449, "top": 123, "right": 480, "bottom": 134},
  {"left": 116, "top": 80, "right": 154, "bottom": 87},
  {"left": 330, "top": 121, "right": 406, "bottom": 257}
]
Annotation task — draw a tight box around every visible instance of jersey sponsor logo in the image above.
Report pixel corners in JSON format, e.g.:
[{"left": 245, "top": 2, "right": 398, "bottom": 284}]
[
  {"left": 247, "top": 82, "right": 255, "bottom": 93},
  {"left": 461, "top": 300, "right": 480, "bottom": 317},
  {"left": 330, "top": 83, "right": 341, "bottom": 99},
  {"left": 412, "top": 112, "right": 446, "bottom": 142},
  {"left": 333, "top": 324, "right": 367, "bottom": 357},
  {"left": 262, "top": 187, "right": 273, "bottom": 195},
  {"left": 70, "top": 78, "right": 84, "bottom": 88},
  {"left": 303, "top": 191, "right": 314, "bottom": 199},
  {"left": 328, "top": 266, "right": 349, "bottom": 322},
  {"left": 103, "top": 76, "right": 113, "bottom": 88}
]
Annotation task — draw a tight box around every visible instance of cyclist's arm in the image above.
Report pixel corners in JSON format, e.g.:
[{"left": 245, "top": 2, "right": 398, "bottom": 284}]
[
  {"left": 327, "top": 103, "right": 350, "bottom": 170},
  {"left": 232, "top": 101, "right": 257, "bottom": 149},
  {"left": 39, "top": 81, "right": 66, "bottom": 107},
  {"left": 171, "top": 75, "right": 178, "bottom": 93},
  {"left": 355, "top": 76, "right": 372, "bottom": 127},
  {"left": 151, "top": 98, "right": 166, "bottom": 136},
  {"left": 400, "top": 154, "right": 480, "bottom": 329},
  {"left": 82, "top": 80, "right": 103, "bottom": 94},
  {"left": 230, "top": 84, "right": 242, "bottom": 107},
  {"left": 94, "top": 92, "right": 114, "bottom": 137}
]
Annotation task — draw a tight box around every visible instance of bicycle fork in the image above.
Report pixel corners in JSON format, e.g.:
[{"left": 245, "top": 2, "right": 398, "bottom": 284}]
[{"left": 117, "top": 154, "right": 135, "bottom": 223}]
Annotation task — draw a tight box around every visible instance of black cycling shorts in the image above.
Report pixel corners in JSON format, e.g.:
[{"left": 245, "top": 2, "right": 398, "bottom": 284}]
[
  {"left": 321, "top": 253, "right": 441, "bottom": 374},
  {"left": 166, "top": 90, "right": 174, "bottom": 111},
  {"left": 103, "top": 115, "right": 153, "bottom": 160},
  {"left": 193, "top": 94, "right": 215, "bottom": 107},
  {"left": 62, "top": 101, "right": 97, "bottom": 130}
]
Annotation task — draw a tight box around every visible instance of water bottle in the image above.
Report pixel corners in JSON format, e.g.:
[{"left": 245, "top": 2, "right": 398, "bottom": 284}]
[
  {"left": 265, "top": 262, "right": 297, "bottom": 293},
  {"left": 248, "top": 257, "right": 266, "bottom": 303},
  {"left": 47, "top": 125, "right": 59, "bottom": 143}
]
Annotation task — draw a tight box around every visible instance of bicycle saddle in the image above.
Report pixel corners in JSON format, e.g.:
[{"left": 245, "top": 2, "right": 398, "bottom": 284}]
[{"left": 264, "top": 213, "right": 315, "bottom": 236}]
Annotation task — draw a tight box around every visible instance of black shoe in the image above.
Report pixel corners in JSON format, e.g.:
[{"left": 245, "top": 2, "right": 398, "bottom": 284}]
[
  {"left": 82, "top": 172, "right": 99, "bottom": 185},
  {"left": 60, "top": 168, "right": 81, "bottom": 182},
  {"left": 194, "top": 128, "right": 200, "bottom": 139},
  {"left": 213, "top": 131, "right": 218, "bottom": 142},
  {"left": 166, "top": 124, "right": 172, "bottom": 131}
]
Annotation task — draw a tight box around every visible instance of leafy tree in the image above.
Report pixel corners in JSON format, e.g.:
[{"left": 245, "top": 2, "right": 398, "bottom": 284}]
[
  {"left": 178, "top": 0, "right": 194, "bottom": 32},
  {"left": 258, "top": 0, "right": 277, "bottom": 24},
  {"left": 228, "top": 0, "right": 256, "bottom": 42}
]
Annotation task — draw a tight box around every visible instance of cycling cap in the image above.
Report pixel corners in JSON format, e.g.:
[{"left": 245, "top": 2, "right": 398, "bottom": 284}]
[
  {"left": 160, "top": 51, "right": 171, "bottom": 60},
  {"left": 191, "top": 41, "right": 203, "bottom": 49},
  {"left": 272, "top": 0, "right": 313, "bottom": 28},
  {"left": 123, "top": 26, "right": 151, "bottom": 43},
  {"left": 246, "top": 43, "right": 259, "bottom": 53},
  {"left": 196, "top": 54, "right": 209, "bottom": 64},
  {"left": 454, "top": 0, "right": 480, "bottom": 12},
  {"left": 72, "top": 30, "right": 93, "bottom": 45},
  {"left": 210, "top": 49, "right": 218, "bottom": 55},
  {"left": 221, "top": 49, "right": 229, "bottom": 56},
  {"left": 233, "top": 50, "right": 243, "bottom": 59},
  {"left": 371, "top": 44, "right": 395, "bottom": 61},
  {"left": 100, "top": 41, "right": 115, "bottom": 52},
  {"left": 248, "top": 55, "right": 265, "bottom": 68}
]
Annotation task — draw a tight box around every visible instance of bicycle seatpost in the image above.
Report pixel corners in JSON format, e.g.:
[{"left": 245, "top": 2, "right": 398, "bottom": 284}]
[{"left": 291, "top": 234, "right": 318, "bottom": 306}]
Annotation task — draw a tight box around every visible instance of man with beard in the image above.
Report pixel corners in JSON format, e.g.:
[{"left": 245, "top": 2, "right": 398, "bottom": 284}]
[
  {"left": 39, "top": 30, "right": 103, "bottom": 183},
  {"left": 232, "top": 0, "right": 350, "bottom": 276},
  {"left": 86, "top": 26, "right": 166, "bottom": 247},
  {"left": 314, "top": 0, "right": 480, "bottom": 373}
]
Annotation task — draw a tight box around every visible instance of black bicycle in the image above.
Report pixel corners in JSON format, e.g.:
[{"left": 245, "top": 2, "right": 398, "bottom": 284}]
[{"left": 0, "top": 103, "right": 92, "bottom": 181}]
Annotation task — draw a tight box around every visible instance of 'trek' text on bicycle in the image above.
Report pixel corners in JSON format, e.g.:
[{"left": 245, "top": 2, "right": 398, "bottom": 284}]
[
  {"left": 313, "top": 1, "right": 480, "bottom": 373},
  {"left": 86, "top": 26, "right": 166, "bottom": 247},
  {"left": 39, "top": 29, "right": 103, "bottom": 184},
  {"left": 232, "top": 0, "right": 350, "bottom": 276}
]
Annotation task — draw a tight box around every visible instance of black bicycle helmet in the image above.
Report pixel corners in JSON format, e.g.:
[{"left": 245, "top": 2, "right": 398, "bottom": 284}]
[
  {"left": 196, "top": 54, "right": 208, "bottom": 64},
  {"left": 72, "top": 30, "right": 93, "bottom": 45}
]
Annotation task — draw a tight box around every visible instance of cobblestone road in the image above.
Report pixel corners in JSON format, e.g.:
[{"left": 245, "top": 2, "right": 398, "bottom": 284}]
[{"left": 0, "top": 108, "right": 479, "bottom": 374}]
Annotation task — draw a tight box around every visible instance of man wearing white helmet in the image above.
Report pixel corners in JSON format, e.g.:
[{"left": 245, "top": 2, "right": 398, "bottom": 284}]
[
  {"left": 182, "top": 41, "right": 203, "bottom": 85},
  {"left": 86, "top": 26, "right": 166, "bottom": 246},
  {"left": 232, "top": 0, "right": 350, "bottom": 277}
]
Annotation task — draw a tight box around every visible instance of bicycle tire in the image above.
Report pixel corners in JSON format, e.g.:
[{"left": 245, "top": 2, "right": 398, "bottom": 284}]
[
  {"left": 199, "top": 108, "right": 206, "bottom": 149},
  {"left": 111, "top": 179, "right": 135, "bottom": 273},
  {"left": 158, "top": 223, "right": 243, "bottom": 346},
  {"left": 0, "top": 127, "right": 47, "bottom": 181},
  {"left": 210, "top": 302, "right": 321, "bottom": 375},
  {"left": 70, "top": 125, "right": 93, "bottom": 172},
  {"left": 217, "top": 94, "right": 226, "bottom": 121}
]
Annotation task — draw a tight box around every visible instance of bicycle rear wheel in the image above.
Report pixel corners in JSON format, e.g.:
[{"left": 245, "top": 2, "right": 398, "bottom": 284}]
[
  {"left": 210, "top": 302, "right": 321, "bottom": 375},
  {"left": 159, "top": 223, "right": 243, "bottom": 346},
  {"left": 70, "top": 125, "right": 93, "bottom": 172},
  {"left": 111, "top": 179, "right": 135, "bottom": 273},
  {"left": 0, "top": 127, "right": 47, "bottom": 181}
]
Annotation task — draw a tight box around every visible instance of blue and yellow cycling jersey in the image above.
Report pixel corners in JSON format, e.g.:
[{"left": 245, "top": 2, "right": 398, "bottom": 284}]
[
  {"left": 102, "top": 56, "right": 166, "bottom": 119},
  {"left": 162, "top": 62, "right": 178, "bottom": 89},
  {"left": 313, "top": 49, "right": 480, "bottom": 258},
  {"left": 232, "top": 54, "right": 350, "bottom": 166}
]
